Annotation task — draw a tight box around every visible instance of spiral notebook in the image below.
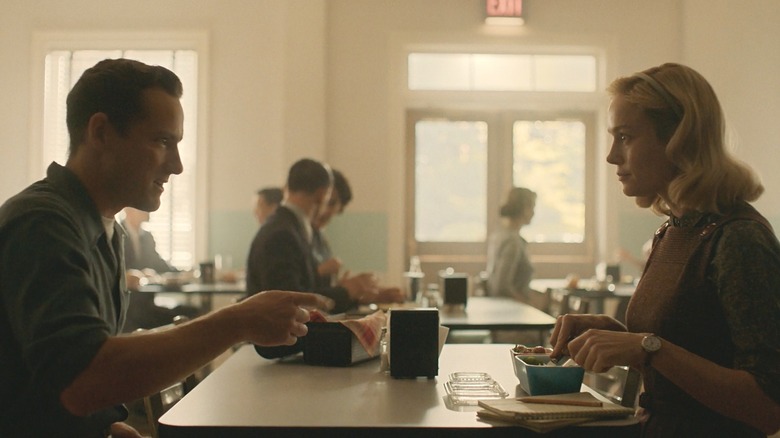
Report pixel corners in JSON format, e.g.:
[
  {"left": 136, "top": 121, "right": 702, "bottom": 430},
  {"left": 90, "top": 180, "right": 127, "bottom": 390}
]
[{"left": 477, "top": 392, "right": 634, "bottom": 421}]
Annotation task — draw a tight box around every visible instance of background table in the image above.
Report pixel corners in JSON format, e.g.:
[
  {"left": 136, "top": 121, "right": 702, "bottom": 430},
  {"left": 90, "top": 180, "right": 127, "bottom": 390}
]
[
  {"left": 159, "top": 344, "right": 638, "bottom": 437},
  {"left": 439, "top": 296, "right": 556, "bottom": 331},
  {"left": 138, "top": 282, "right": 246, "bottom": 312}
]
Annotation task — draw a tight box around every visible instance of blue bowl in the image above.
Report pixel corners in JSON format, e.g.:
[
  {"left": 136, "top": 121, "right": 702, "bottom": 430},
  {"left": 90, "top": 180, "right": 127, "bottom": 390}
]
[{"left": 511, "top": 352, "right": 584, "bottom": 396}]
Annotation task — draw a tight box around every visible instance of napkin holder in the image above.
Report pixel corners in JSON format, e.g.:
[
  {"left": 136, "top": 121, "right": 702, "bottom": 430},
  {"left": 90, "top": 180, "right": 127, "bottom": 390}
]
[
  {"left": 440, "top": 272, "right": 469, "bottom": 307},
  {"left": 390, "top": 309, "right": 439, "bottom": 379},
  {"left": 303, "top": 318, "right": 373, "bottom": 367}
]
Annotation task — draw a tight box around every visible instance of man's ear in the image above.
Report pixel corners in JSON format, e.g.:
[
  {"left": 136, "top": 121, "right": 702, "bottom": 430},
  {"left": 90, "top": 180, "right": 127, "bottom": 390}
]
[
  {"left": 313, "top": 186, "right": 330, "bottom": 204},
  {"left": 84, "top": 112, "right": 111, "bottom": 149}
]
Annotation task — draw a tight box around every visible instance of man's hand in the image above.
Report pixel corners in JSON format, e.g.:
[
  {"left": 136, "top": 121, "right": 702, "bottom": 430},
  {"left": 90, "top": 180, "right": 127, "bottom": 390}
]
[
  {"left": 232, "top": 291, "right": 333, "bottom": 346},
  {"left": 339, "top": 272, "right": 379, "bottom": 301},
  {"left": 109, "top": 421, "right": 143, "bottom": 438},
  {"left": 317, "top": 257, "right": 342, "bottom": 276},
  {"left": 372, "top": 286, "right": 405, "bottom": 304}
]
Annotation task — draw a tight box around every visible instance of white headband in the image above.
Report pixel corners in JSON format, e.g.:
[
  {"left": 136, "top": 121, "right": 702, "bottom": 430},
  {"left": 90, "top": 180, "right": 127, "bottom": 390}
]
[{"left": 635, "top": 72, "right": 683, "bottom": 119}]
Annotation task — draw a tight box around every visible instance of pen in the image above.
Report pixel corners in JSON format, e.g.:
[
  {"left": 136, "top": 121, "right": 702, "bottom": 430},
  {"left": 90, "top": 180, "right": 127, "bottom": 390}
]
[{"left": 517, "top": 397, "right": 603, "bottom": 407}]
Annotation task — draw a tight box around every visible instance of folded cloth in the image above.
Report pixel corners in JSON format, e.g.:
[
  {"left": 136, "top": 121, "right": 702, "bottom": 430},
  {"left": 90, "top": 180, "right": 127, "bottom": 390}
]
[
  {"left": 308, "top": 309, "right": 387, "bottom": 357},
  {"left": 339, "top": 310, "right": 387, "bottom": 356}
]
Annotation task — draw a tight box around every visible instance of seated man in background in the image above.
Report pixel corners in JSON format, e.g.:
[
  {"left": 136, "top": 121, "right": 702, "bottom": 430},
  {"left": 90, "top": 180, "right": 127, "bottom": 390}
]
[
  {"left": 247, "top": 159, "right": 401, "bottom": 358},
  {"left": 253, "top": 186, "right": 283, "bottom": 226},
  {"left": 312, "top": 169, "right": 402, "bottom": 302},
  {"left": 121, "top": 207, "right": 200, "bottom": 332}
]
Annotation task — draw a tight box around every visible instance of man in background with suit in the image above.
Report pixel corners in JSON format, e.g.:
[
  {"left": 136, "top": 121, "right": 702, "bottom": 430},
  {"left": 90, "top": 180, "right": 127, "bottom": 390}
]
[
  {"left": 310, "top": 169, "right": 403, "bottom": 303},
  {"left": 253, "top": 186, "right": 283, "bottom": 225},
  {"left": 246, "top": 158, "right": 397, "bottom": 313},
  {"left": 121, "top": 207, "right": 199, "bottom": 332},
  {"left": 247, "top": 158, "right": 401, "bottom": 358}
]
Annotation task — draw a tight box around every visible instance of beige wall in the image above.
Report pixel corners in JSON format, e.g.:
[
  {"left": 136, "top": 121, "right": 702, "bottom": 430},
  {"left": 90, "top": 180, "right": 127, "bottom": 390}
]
[{"left": 1, "top": 0, "right": 778, "bottom": 281}]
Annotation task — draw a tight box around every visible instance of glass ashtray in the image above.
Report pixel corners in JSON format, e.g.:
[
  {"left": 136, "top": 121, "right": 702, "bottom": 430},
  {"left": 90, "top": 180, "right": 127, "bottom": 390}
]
[{"left": 444, "top": 372, "right": 508, "bottom": 406}]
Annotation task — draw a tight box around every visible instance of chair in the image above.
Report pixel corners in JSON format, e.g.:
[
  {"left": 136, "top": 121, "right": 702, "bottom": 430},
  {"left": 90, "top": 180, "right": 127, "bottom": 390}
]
[
  {"left": 138, "top": 315, "right": 202, "bottom": 438},
  {"left": 548, "top": 288, "right": 591, "bottom": 317},
  {"left": 584, "top": 365, "right": 642, "bottom": 408}
]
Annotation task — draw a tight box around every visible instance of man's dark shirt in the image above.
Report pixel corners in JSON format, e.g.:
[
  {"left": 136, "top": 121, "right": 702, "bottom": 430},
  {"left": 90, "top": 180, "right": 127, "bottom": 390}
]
[{"left": 0, "top": 162, "right": 128, "bottom": 437}]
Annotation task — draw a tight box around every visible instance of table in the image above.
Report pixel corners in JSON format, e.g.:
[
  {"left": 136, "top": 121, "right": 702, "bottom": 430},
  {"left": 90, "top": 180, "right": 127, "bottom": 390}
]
[
  {"left": 439, "top": 297, "right": 556, "bottom": 331},
  {"left": 137, "top": 282, "right": 246, "bottom": 312},
  {"left": 530, "top": 279, "right": 636, "bottom": 321},
  {"left": 158, "top": 344, "right": 637, "bottom": 437}
]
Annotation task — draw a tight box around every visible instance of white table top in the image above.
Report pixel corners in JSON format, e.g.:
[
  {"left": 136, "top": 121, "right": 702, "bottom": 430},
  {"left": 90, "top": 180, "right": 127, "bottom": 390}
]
[
  {"left": 439, "top": 297, "right": 556, "bottom": 330},
  {"left": 159, "top": 343, "right": 637, "bottom": 437},
  {"left": 138, "top": 281, "right": 246, "bottom": 294}
]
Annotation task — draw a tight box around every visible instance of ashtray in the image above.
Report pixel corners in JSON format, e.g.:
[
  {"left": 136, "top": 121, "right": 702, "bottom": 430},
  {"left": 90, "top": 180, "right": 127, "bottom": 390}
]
[{"left": 444, "top": 372, "right": 508, "bottom": 406}]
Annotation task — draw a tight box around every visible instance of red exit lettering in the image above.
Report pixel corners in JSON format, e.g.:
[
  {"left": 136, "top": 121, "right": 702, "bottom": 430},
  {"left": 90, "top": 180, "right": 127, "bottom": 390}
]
[{"left": 486, "top": 0, "right": 522, "bottom": 17}]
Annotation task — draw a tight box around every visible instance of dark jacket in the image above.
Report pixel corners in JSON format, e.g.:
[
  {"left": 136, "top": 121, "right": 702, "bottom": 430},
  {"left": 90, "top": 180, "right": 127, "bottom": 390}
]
[{"left": 245, "top": 206, "right": 354, "bottom": 358}]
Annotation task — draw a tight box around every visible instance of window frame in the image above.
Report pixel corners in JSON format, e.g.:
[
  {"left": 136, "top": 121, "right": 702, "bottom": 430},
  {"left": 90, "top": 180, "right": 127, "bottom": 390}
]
[
  {"left": 403, "top": 48, "right": 605, "bottom": 280},
  {"left": 406, "top": 109, "right": 598, "bottom": 277},
  {"left": 29, "top": 31, "right": 210, "bottom": 267}
]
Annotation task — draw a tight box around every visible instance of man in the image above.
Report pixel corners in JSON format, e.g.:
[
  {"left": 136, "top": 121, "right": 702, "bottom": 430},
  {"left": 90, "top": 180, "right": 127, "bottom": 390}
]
[
  {"left": 247, "top": 159, "right": 398, "bottom": 358},
  {"left": 246, "top": 159, "right": 382, "bottom": 311},
  {"left": 121, "top": 207, "right": 199, "bottom": 332},
  {"left": 253, "top": 186, "right": 283, "bottom": 225},
  {"left": 311, "top": 169, "right": 351, "bottom": 287},
  {"left": 311, "top": 170, "right": 403, "bottom": 303},
  {"left": 122, "top": 207, "right": 176, "bottom": 274},
  {"left": 0, "top": 59, "right": 328, "bottom": 437}
]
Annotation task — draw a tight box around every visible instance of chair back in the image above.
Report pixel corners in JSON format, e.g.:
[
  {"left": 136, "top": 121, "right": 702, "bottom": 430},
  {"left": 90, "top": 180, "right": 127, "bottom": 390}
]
[
  {"left": 139, "top": 315, "right": 197, "bottom": 438},
  {"left": 584, "top": 365, "right": 642, "bottom": 408}
]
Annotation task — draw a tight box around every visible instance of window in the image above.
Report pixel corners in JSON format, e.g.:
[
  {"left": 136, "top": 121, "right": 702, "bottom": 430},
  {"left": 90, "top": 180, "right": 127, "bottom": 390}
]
[
  {"left": 406, "top": 51, "right": 600, "bottom": 277},
  {"left": 408, "top": 53, "right": 597, "bottom": 92},
  {"left": 414, "top": 120, "right": 487, "bottom": 242},
  {"left": 41, "top": 49, "right": 199, "bottom": 269}
]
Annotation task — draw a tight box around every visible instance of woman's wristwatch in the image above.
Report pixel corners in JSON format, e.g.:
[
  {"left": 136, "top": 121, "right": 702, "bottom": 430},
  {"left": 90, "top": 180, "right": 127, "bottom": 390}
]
[{"left": 641, "top": 334, "right": 662, "bottom": 367}]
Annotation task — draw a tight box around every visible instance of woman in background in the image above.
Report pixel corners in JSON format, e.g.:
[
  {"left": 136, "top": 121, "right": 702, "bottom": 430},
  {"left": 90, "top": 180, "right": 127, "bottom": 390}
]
[
  {"left": 485, "top": 187, "right": 536, "bottom": 303},
  {"left": 550, "top": 63, "right": 780, "bottom": 436}
]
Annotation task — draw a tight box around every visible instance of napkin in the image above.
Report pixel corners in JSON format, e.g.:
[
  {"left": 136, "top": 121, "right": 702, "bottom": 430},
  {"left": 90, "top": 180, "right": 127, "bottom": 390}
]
[
  {"left": 339, "top": 310, "right": 387, "bottom": 356},
  {"left": 309, "top": 309, "right": 387, "bottom": 357}
]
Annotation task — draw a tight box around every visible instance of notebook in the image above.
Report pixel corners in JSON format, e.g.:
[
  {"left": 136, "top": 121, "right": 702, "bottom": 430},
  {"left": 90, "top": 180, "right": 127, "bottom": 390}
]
[
  {"left": 476, "top": 410, "right": 592, "bottom": 433},
  {"left": 477, "top": 392, "right": 634, "bottom": 421}
]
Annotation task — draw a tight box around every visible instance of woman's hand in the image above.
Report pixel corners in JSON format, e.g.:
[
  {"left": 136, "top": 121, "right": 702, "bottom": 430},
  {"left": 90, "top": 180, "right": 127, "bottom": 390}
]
[
  {"left": 549, "top": 314, "right": 626, "bottom": 360},
  {"left": 567, "top": 329, "right": 647, "bottom": 372}
]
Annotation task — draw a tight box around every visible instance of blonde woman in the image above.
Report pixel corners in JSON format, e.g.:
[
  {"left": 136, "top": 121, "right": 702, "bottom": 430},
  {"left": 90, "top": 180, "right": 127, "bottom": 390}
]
[{"left": 550, "top": 63, "right": 780, "bottom": 436}]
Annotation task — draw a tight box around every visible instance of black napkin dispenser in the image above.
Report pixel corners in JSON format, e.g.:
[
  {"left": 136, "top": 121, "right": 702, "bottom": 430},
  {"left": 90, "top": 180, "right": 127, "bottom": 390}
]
[
  {"left": 389, "top": 309, "right": 439, "bottom": 379},
  {"left": 303, "top": 321, "right": 373, "bottom": 367}
]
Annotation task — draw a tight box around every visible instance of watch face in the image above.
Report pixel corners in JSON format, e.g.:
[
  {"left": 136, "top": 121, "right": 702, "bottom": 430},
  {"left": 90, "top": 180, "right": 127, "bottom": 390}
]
[{"left": 642, "top": 335, "right": 661, "bottom": 353}]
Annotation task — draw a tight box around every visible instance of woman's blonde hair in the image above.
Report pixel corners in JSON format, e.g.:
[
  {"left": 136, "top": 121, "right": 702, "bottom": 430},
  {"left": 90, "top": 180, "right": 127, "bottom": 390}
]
[{"left": 608, "top": 63, "right": 763, "bottom": 215}]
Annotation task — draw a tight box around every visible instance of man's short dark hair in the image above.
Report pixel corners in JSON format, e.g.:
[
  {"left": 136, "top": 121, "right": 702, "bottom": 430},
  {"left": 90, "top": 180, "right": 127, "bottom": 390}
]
[
  {"left": 257, "top": 187, "right": 283, "bottom": 205},
  {"left": 287, "top": 158, "right": 332, "bottom": 194},
  {"left": 66, "top": 58, "right": 183, "bottom": 154},
  {"left": 332, "top": 170, "right": 352, "bottom": 207}
]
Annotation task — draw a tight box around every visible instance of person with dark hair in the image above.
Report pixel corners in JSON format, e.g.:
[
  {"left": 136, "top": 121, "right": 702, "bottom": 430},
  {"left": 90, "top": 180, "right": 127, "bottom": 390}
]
[
  {"left": 550, "top": 63, "right": 780, "bottom": 436},
  {"left": 121, "top": 207, "right": 200, "bottom": 332},
  {"left": 0, "top": 59, "right": 328, "bottom": 437},
  {"left": 485, "top": 187, "right": 537, "bottom": 302},
  {"left": 246, "top": 159, "right": 393, "bottom": 309},
  {"left": 253, "top": 186, "right": 283, "bottom": 225},
  {"left": 310, "top": 170, "right": 402, "bottom": 302},
  {"left": 247, "top": 160, "right": 401, "bottom": 359},
  {"left": 312, "top": 169, "right": 351, "bottom": 286}
]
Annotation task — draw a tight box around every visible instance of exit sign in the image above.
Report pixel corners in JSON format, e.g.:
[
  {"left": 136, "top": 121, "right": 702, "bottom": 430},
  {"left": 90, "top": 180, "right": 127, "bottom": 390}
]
[{"left": 486, "top": 0, "right": 523, "bottom": 18}]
